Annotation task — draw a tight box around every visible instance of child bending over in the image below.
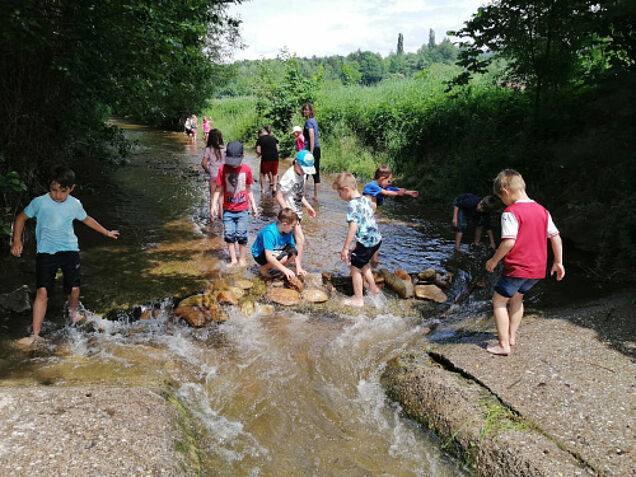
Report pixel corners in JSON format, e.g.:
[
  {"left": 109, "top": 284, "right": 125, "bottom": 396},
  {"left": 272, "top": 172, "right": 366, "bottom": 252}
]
[{"left": 251, "top": 208, "right": 299, "bottom": 280}]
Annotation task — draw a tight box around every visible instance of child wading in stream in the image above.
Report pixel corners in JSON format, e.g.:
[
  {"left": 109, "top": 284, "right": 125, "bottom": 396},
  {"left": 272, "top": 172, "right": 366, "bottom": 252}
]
[
  {"left": 211, "top": 141, "right": 258, "bottom": 267},
  {"left": 485, "top": 169, "right": 564, "bottom": 356},
  {"left": 332, "top": 172, "right": 382, "bottom": 307},
  {"left": 10, "top": 166, "right": 119, "bottom": 345}
]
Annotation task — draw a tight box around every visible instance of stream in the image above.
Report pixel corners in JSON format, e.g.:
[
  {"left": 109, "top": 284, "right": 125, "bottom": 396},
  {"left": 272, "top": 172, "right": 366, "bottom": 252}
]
[{"left": 1, "top": 120, "right": 592, "bottom": 475}]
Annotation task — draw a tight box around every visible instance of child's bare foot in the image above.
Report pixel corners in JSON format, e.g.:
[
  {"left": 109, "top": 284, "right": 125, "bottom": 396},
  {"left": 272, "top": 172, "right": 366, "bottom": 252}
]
[
  {"left": 70, "top": 310, "right": 86, "bottom": 325},
  {"left": 16, "top": 335, "right": 37, "bottom": 346},
  {"left": 238, "top": 259, "right": 247, "bottom": 267},
  {"left": 486, "top": 344, "right": 511, "bottom": 356},
  {"left": 342, "top": 297, "right": 364, "bottom": 307},
  {"left": 509, "top": 336, "right": 517, "bottom": 346},
  {"left": 227, "top": 260, "right": 238, "bottom": 268}
]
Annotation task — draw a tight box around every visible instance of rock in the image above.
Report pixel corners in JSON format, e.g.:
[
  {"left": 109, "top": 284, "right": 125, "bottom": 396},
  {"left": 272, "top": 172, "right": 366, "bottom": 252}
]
[
  {"left": 216, "top": 289, "right": 238, "bottom": 306},
  {"left": 174, "top": 306, "right": 209, "bottom": 327},
  {"left": 433, "top": 272, "right": 454, "bottom": 288},
  {"left": 177, "top": 294, "right": 204, "bottom": 308},
  {"left": 304, "top": 273, "right": 324, "bottom": 289},
  {"left": 267, "top": 288, "right": 301, "bottom": 306},
  {"left": 271, "top": 280, "right": 285, "bottom": 288},
  {"left": 414, "top": 284, "right": 448, "bottom": 303},
  {"left": 417, "top": 269, "right": 437, "bottom": 282},
  {"left": 0, "top": 285, "right": 31, "bottom": 313},
  {"left": 257, "top": 304, "right": 275, "bottom": 315},
  {"left": 234, "top": 279, "right": 254, "bottom": 290},
  {"left": 302, "top": 289, "right": 329, "bottom": 303},
  {"left": 286, "top": 276, "right": 304, "bottom": 292},
  {"left": 241, "top": 301, "right": 255, "bottom": 317},
  {"left": 380, "top": 268, "right": 414, "bottom": 299},
  {"left": 394, "top": 269, "right": 411, "bottom": 282},
  {"left": 228, "top": 286, "right": 245, "bottom": 299},
  {"left": 372, "top": 270, "right": 384, "bottom": 284}
]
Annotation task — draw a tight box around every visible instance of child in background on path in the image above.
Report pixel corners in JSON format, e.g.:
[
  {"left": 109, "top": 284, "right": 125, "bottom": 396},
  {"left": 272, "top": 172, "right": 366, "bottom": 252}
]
[
  {"left": 10, "top": 166, "right": 119, "bottom": 345},
  {"left": 363, "top": 165, "right": 419, "bottom": 212},
  {"left": 485, "top": 169, "right": 564, "bottom": 356},
  {"left": 291, "top": 126, "right": 305, "bottom": 152},
  {"left": 251, "top": 208, "right": 299, "bottom": 281},
  {"left": 255, "top": 126, "right": 280, "bottom": 195},
  {"left": 201, "top": 128, "right": 226, "bottom": 219},
  {"left": 452, "top": 193, "right": 498, "bottom": 251},
  {"left": 211, "top": 141, "right": 258, "bottom": 267},
  {"left": 189, "top": 115, "right": 198, "bottom": 142},
  {"left": 332, "top": 172, "right": 382, "bottom": 307},
  {"left": 275, "top": 150, "right": 317, "bottom": 276},
  {"left": 184, "top": 116, "right": 192, "bottom": 137},
  {"left": 202, "top": 117, "right": 212, "bottom": 143}
]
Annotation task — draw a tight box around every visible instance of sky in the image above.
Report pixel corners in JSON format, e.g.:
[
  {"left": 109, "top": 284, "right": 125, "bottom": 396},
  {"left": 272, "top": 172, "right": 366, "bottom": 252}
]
[{"left": 227, "top": 0, "right": 486, "bottom": 61}]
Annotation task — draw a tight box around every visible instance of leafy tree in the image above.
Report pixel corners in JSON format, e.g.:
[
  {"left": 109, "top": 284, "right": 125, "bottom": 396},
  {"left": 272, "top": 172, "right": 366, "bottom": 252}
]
[
  {"left": 348, "top": 50, "right": 385, "bottom": 85},
  {"left": 397, "top": 33, "right": 404, "bottom": 55},
  {"left": 428, "top": 28, "right": 436, "bottom": 49}
]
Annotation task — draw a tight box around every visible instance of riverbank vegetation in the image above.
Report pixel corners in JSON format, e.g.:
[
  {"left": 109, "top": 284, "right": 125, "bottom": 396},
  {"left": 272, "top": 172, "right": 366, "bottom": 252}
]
[
  {"left": 0, "top": 0, "right": 240, "bottom": 238},
  {"left": 206, "top": 1, "right": 635, "bottom": 276}
]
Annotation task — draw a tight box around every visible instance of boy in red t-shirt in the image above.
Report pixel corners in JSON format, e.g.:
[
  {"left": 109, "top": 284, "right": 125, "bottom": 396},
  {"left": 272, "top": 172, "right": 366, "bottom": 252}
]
[
  {"left": 485, "top": 169, "right": 565, "bottom": 355},
  {"left": 211, "top": 141, "right": 258, "bottom": 267}
]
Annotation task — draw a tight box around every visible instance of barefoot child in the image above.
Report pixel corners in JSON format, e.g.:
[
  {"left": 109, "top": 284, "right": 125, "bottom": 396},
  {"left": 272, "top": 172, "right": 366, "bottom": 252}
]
[
  {"left": 485, "top": 169, "right": 564, "bottom": 356},
  {"left": 275, "top": 150, "right": 316, "bottom": 276},
  {"left": 211, "top": 141, "right": 258, "bottom": 267},
  {"left": 201, "top": 128, "right": 225, "bottom": 219},
  {"left": 255, "top": 126, "right": 280, "bottom": 195},
  {"left": 332, "top": 172, "right": 382, "bottom": 307},
  {"left": 251, "top": 208, "right": 299, "bottom": 280},
  {"left": 10, "top": 166, "right": 119, "bottom": 344},
  {"left": 451, "top": 193, "right": 498, "bottom": 251}
]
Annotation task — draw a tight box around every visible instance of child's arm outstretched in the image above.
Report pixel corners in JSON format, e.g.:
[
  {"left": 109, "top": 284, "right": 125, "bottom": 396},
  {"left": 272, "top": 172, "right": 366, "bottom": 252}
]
[
  {"left": 10, "top": 211, "right": 28, "bottom": 257},
  {"left": 485, "top": 239, "right": 515, "bottom": 272},
  {"left": 550, "top": 235, "right": 565, "bottom": 280},
  {"left": 381, "top": 186, "right": 419, "bottom": 199},
  {"left": 82, "top": 216, "right": 120, "bottom": 239},
  {"left": 341, "top": 221, "right": 357, "bottom": 263}
]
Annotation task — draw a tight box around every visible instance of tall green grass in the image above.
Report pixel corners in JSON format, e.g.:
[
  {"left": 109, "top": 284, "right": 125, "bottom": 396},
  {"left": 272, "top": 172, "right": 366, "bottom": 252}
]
[{"left": 201, "top": 96, "right": 259, "bottom": 145}]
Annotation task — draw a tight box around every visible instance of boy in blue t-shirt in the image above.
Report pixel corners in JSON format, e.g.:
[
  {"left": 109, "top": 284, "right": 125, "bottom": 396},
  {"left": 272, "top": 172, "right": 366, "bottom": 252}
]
[
  {"left": 251, "top": 208, "right": 299, "bottom": 281},
  {"left": 332, "top": 172, "right": 383, "bottom": 308},
  {"left": 10, "top": 166, "right": 119, "bottom": 345},
  {"left": 362, "top": 165, "right": 419, "bottom": 212}
]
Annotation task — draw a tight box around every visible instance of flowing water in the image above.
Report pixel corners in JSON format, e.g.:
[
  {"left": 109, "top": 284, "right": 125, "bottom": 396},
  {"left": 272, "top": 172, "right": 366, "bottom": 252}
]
[{"left": 1, "top": 120, "right": 591, "bottom": 475}]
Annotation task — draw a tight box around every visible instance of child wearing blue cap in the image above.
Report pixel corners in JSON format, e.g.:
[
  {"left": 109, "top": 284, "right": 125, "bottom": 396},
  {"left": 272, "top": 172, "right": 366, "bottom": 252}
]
[{"left": 275, "top": 150, "right": 317, "bottom": 276}]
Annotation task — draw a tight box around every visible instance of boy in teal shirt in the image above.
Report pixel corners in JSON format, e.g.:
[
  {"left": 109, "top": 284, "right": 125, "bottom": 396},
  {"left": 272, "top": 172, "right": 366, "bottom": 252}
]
[
  {"left": 11, "top": 166, "right": 119, "bottom": 345},
  {"left": 251, "top": 208, "right": 299, "bottom": 281}
]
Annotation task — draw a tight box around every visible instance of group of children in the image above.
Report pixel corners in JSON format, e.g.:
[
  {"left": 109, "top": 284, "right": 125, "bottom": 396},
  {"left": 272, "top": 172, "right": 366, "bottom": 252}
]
[
  {"left": 11, "top": 119, "right": 564, "bottom": 356},
  {"left": 184, "top": 115, "right": 212, "bottom": 143}
]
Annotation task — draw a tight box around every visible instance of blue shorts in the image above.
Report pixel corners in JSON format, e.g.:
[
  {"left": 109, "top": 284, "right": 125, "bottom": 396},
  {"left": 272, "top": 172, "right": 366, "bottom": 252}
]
[
  {"left": 223, "top": 209, "right": 249, "bottom": 244},
  {"left": 494, "top": 275, "right": 540, "bottom": 298},
  {"left": 456, "top": 209, "right": 489, "bottom": 233}
]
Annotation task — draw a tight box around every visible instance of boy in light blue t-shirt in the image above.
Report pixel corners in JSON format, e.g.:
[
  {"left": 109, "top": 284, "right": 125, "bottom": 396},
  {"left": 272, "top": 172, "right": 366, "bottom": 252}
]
[
  {"left": 10, "top": 166, "right": 119, "bottom": 345},
  {"left": 251, "top": 208, "right": 299, "bottom": 281}
]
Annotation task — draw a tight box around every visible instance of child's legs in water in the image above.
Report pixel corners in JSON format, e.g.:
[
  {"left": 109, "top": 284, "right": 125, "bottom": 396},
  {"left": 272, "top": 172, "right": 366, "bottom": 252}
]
[
  {"left": 223, "top": 211, "right": 240, "bottom": 264},
  {"left": 343, "top": 265, "right": 365, "bottom": 307},
  {"left": 234, "top": 210, "right": 249, "bottom": 266}
]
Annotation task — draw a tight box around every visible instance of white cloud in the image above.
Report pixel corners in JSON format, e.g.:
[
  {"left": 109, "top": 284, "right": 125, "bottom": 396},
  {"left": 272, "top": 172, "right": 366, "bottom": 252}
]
[{"left": 227, "top": 0, "right": 486, "bottom": 60}]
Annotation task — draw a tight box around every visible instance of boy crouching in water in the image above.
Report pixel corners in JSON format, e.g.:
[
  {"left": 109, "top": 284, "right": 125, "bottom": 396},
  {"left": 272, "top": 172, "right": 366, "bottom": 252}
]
[
  {"left": 485, "top": 169, "right": 564, "bottom": 355},
  {"left": 251, "top": 208, "right": 299, "bottom": 281},
  {"left": 10, "top": 166, "right": 119, "bottom": 345},
  {"left": 332, "top": 172, "right": 382, "bottom": 307}
]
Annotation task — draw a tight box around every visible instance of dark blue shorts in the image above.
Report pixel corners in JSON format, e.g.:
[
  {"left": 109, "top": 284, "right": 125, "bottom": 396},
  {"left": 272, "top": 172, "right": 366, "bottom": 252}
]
[
  {"left": 350, "top": 241, "right": 382, "bottom": 270},
  {"left": 494, "top": 275, "right": 540, "bottom": 298},
  {"left": 254, "top": 244, "right": 298, "bottom": 266},
  {"left": 36, "top": 251, "right": 81, "bottom": 294}
]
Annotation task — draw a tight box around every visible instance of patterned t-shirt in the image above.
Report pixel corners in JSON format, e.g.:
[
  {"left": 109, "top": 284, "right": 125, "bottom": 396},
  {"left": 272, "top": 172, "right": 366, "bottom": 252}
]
[
  {"left": 346, "top": 196, "right": 381, "bottom": 247},
  {"left": 277, "top": 166, "right": 306, "bottom": 219},
  {"left": 216, "top": 163, "right": 253, "bottom": 212}
]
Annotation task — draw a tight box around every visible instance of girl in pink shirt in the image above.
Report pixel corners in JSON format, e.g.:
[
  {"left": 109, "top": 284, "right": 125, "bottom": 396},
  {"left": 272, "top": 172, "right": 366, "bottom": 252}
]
[{"left": 201, "top": 129, "right": 226, "bottom": 219}]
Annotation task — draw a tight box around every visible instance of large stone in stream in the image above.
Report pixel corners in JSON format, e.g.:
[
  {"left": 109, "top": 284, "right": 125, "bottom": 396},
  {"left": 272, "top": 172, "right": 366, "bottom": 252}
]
[
  {"left": 234, "top": 279, "right": 254, "bottom": 290},
  {"left": 174, "top": 306, "right": 209, "bottom": 327},
  {"left": 414, "top": 284, "right": 448, "bottom": 303},
  {"left": 266, "top": 288, "right": 301, "bottom": 306},
  {"left": 417, "top": 269, "right": 437, "bottom": 282},
  {"left": 380, "top": 269, "right": 414, "bottom": 299},
  {"left": 302, "top": 289, "right": 329, "bottom": 303},
  {"left": 0, "top": 285, "right": 32, "bottom": 313}
]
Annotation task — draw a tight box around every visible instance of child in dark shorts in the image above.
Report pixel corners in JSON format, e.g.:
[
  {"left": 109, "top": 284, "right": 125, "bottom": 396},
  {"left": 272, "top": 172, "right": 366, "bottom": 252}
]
[
  {"left": 251, "top": 208, "right": 299, "bottom": 281},
  {"left": 485, "top": 169, "right": 564, "bottom": 356},
  {"left": 332, "top": 172, "right": 382, "bottom": 308},
  {"left": 10, "top": 166, "right": 119, "bottom": 345},
  {"left": 452, "top": 193, "right": 498, "bottom": 251}
]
